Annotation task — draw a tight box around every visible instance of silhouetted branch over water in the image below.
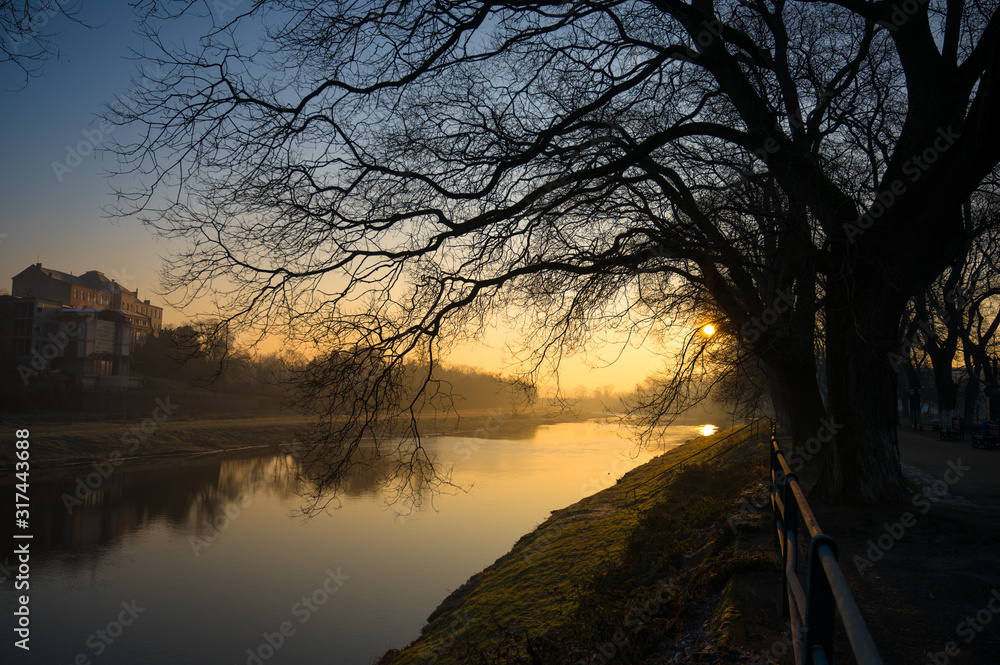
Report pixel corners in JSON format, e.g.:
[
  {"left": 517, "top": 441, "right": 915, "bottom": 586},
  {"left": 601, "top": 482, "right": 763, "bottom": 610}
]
[{"left": 110, "top": 0, "right": 1000, "bottom": 503}]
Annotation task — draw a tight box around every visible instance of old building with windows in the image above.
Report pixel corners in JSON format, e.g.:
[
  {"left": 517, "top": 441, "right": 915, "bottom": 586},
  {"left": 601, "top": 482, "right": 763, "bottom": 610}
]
[
  {"left": 2, "top": 263, "right": 164, "bottom": 390},
  {"left": 11, "top": 263, "right": 163, "bottom": 345}
]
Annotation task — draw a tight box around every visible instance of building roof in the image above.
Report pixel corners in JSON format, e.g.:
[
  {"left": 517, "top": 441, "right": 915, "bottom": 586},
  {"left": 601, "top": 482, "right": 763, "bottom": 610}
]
[
  {"left": 21, "top": 264, "right": 114, "bottom": 291},
  {"left": 13, "top": 264, "right": 162, "bottom": 313}
]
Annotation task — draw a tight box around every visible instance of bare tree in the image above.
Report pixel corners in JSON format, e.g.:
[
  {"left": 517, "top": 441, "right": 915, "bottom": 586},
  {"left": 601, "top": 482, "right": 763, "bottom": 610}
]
[
  {"left": 1, "top": 0, "right": 91, "bottom": 87},
  {"left": 897, "top": 198, "right": 1000, "bottom": 425},
  {"left": 110, "top": 0, "right": 1000, "bottom": 503},
  {"left": 957, "top": 223, "right": 1000, "bottom": 421}
]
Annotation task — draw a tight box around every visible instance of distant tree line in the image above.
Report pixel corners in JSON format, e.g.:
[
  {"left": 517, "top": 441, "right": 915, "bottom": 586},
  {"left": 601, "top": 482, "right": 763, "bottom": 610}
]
[{"left": 134, "top": 324, "right": 532, "bottom": 413}]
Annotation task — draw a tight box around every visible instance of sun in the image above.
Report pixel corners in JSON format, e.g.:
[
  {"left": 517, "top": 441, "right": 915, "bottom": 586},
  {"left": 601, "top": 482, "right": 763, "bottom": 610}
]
[{"left": 702, "top": 324, "right": 716, "bottom": 336}]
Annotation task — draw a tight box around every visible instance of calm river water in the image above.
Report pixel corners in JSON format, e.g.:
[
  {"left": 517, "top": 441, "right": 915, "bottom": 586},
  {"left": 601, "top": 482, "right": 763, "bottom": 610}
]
[{"left": 1, "top": 419, "right": 715, "bottom": 665}]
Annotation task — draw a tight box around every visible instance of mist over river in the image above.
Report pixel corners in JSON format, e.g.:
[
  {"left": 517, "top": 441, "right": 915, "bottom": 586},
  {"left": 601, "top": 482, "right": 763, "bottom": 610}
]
[{"left": 1, "top": 419, "right": 716, "bottom": 665}]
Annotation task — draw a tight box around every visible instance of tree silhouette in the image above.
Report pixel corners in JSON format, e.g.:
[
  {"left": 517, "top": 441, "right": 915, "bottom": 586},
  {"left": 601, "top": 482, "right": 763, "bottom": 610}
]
[
  {"left": 1, "top": 0, "right": 91, "bottom": 87},
  {"left": 110, "top": 0, "right": 1000, "bottom": 502}
]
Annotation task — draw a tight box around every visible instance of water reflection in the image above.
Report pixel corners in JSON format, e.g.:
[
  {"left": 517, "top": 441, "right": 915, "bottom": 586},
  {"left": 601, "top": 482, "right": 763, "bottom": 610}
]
[
  {"left": 1, "top": 419, "right": 718, "bottom": 563},
  {"left": 289, "top": 414, "right": 564, "bottom": 514},
  {"left": 2, "top": 452, "right": 303, "bottom": 558},
  {"left": 0, "top": 420, "right": 714, "bottom": 665}
]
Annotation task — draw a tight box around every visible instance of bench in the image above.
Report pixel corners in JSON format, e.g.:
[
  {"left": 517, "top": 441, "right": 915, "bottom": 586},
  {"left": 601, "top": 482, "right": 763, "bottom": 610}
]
[
  {"left": 972, "top": 422, "right": 1000, "bottom": 450},
  {"left": 939, "top": 417, "right": 964, "bottom": 441}
]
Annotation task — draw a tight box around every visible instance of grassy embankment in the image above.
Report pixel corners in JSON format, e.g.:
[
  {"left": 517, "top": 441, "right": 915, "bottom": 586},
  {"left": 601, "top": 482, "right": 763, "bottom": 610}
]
[{"left": 379, "top": 426, "right": 781, "bottom": 665}]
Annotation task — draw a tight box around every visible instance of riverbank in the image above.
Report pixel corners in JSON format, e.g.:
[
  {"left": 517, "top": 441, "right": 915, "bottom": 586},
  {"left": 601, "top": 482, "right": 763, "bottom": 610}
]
[
  {"left": 0, "top": 407, "right": 599, "bottom": 469},
  {"left": 377, "top": 425, "right": 784, "bottom": 665}
]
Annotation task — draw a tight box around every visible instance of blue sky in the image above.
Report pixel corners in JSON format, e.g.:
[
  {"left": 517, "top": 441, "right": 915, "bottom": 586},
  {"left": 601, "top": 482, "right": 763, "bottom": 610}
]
[{"left": 0, "top": 4, "right": 183, "bottom": 321}]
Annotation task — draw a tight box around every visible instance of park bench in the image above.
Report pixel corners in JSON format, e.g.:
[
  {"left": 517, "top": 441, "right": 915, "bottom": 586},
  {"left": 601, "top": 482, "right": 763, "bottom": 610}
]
[
  {"left": 939, "top": 417, "right": 965, "bottom": 441},
  {"left": 972, "top": 422, "right": 1000, "bottom": 450}
]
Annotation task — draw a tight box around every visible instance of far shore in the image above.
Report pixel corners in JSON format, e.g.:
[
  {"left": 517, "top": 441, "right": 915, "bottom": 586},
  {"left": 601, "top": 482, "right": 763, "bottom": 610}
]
[{"left": 0, "top": 407, "right": 609, "bottom": 470}]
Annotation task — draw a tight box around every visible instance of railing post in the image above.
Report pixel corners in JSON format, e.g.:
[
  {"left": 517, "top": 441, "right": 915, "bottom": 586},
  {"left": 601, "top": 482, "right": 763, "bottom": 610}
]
[
  {"left": 781, "top": 470, "right": 799, "bottom": 620},
  {"left": 805, "top": 535, "right": 838, "bottom": 665},
  {"left": 770, "top": 438, "right": 781, "bottom": 550}
]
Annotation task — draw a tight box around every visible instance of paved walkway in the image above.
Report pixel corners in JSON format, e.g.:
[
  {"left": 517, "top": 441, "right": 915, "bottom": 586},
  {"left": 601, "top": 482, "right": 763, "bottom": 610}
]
[
  {"left": 776, "top": 427, "right": 1000, "bottom": 507},
  {"left": 805, "top": 428, "right": 1000, "bottom": 663},
  {"left": 898, "top": 427, "right": 1000, "bottom": 508}
]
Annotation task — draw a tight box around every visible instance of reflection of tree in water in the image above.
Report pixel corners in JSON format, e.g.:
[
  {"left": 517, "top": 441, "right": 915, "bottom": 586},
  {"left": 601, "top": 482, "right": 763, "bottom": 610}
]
[
  {"left": 22, "top": 451, "right": 302, "bottom": 563},
  {"left": 183, "top": 453, "right": 303, "bottom": 531},
  {"left": 21, "top": 425, "right": 530, "bottom": 570},
  {"left": 291, "top": 418, "right": 566, "bottom": 515},
  {"left": 292, "top": 440, "right": 453, "bottom": 515}
]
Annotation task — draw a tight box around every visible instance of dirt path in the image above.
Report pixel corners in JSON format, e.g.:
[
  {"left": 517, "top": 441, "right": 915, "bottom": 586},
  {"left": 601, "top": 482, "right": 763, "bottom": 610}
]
[{"left": 805, "top": 429, "right": 1000, "bottom": 665}]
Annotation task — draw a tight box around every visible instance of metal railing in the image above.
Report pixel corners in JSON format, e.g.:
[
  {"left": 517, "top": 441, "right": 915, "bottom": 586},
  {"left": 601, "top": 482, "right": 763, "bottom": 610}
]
[
  {"left": 770, "top": 426, "right": 883, "bottom": 665},
  {"left": 625, "top": 418, "right": 768, "bottom": 505}
]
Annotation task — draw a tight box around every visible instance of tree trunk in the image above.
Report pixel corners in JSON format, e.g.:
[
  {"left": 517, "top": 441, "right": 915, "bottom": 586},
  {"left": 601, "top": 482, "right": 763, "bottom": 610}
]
[
  {"left": 758, "top": 339, "right": 828, "bottom": 482},
  {"left": 933, "top": 360, "right": 959, "bottom": 426},
  {"left": 961, "top": 373, "right": 980, "bottom": 426},
  {"left": 901, "top": 356, "right": 922, "bottom": 428},
  {"left": 814, "top": 278, "right": 909, "bottom": 504}
]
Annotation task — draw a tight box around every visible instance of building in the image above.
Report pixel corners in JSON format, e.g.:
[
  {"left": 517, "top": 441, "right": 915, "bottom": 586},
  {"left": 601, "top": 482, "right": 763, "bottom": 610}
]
[
  {"left": 11, "top": 263, "right": 163, "bottom": 346},
  {"left": 0, "top": 296, "right": 65, "bottom": 358},
  {"left": 2, "top": 263, "right": 163, "bottom": 391}
]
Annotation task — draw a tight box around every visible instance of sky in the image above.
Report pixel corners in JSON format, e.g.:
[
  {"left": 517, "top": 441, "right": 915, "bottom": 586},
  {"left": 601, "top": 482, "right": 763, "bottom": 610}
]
[{"left": 0, "top": 3, "right": 666, "bottom": 393}]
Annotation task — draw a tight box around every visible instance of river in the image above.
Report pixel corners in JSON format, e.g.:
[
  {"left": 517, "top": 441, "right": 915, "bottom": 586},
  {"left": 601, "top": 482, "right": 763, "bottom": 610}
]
[{"left": 1, "top": 419, "right": 716, "bottom": 665}]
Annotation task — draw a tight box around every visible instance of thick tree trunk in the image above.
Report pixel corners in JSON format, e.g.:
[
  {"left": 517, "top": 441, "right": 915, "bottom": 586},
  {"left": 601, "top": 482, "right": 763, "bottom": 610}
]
[
  {"left": 933, "top": 360, "right": 959, "bottom": 425},
  {"left": 766, "top": 360, "right": 826, "bottom": 440},
  {"left": 758, "top": 333, "right": 829, "bottom": 482},
  {"left": 814, "top": 279, "right": 909, "bottom": 504}
]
